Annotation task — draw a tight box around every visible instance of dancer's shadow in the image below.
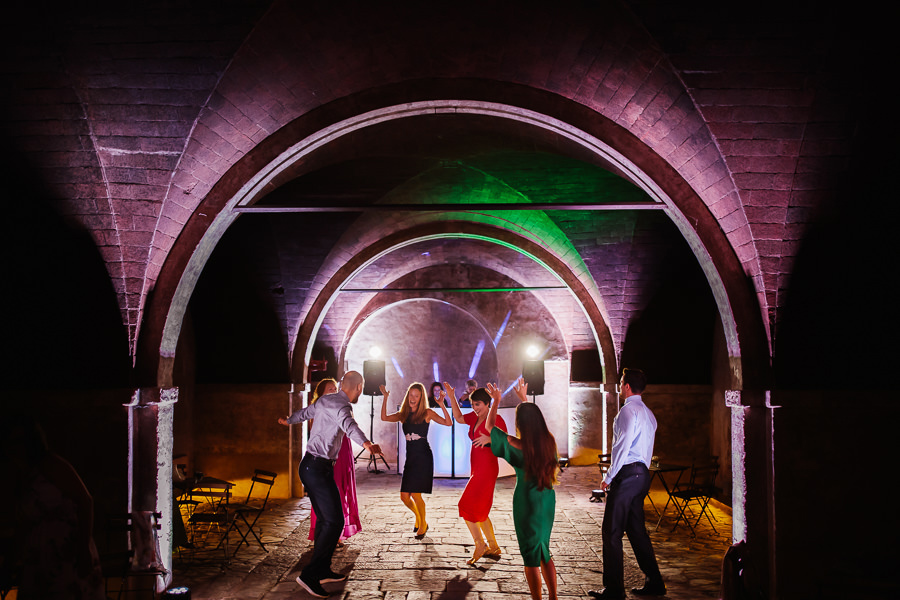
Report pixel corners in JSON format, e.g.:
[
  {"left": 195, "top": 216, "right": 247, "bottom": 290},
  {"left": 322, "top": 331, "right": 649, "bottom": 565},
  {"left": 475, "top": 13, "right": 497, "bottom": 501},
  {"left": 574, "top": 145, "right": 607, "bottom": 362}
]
[
  {"left": 435, "top": 573, "right": 474, "bottom": 599},
  {"left": 285, "top": 544, "right": 362, "bottom": 590}
]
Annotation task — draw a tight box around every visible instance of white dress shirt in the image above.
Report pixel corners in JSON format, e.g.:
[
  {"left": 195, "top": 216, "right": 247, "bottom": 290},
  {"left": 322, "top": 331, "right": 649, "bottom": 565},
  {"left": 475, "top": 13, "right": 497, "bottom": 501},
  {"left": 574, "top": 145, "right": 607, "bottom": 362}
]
[
  {"left": 286, "top": 390, "right": 369, "bottom": 460},
  {"left": 603, "top": 394, "right": 657, "bottom": 485}
]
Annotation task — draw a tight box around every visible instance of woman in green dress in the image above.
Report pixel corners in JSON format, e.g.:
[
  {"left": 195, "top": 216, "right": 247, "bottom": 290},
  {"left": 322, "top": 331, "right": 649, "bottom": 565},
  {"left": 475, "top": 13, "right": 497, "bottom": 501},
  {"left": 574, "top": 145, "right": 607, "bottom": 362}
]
[{"left": 479, "top": 377, "right": 559, "bottom": 600}]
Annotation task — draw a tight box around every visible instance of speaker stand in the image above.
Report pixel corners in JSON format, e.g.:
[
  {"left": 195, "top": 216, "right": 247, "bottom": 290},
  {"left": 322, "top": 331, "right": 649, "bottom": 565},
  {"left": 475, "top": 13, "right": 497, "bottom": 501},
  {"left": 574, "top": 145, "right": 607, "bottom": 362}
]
[{"left": 355, "top": 393, "right": 390, "bottom": 473}]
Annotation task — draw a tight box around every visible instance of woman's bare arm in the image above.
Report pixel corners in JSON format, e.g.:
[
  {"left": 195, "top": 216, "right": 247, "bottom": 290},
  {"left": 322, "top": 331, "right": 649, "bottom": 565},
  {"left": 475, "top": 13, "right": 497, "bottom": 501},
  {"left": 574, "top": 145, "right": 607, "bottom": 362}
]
[
  {"left": 444, "top": 382, "right": 467, "bottom": 424},
  {"left": 427, "top": 391, "right": 453, "bottom": 426},
  {"left": 514, "top": 376, "right": 528, "bottom": 403},
  {"left": 380, "top": 385, "right": 403, "bottom": 422},
  {"left": 485, "top": 382, "right": 502, "bottom": 432}
]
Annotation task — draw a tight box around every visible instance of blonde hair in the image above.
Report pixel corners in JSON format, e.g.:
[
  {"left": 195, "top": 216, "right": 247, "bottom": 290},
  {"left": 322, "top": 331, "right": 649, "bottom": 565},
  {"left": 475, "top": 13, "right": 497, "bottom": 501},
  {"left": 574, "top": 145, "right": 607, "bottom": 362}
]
[
  {"left": 310, "top": 378, "right": 338, "bottom": 404},
  {"left": 399, "top": 382, "right": 429, "bottom": 424}
]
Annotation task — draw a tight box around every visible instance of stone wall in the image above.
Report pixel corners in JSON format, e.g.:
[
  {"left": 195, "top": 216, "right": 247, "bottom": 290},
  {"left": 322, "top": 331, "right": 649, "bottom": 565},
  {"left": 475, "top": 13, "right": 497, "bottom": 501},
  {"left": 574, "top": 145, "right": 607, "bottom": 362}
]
[
  {"left": 187, "top": 383, "right": 293, "bottom": 499},
  {"left": 182, "top": 379, "right": 728, "bottom": 504},
  {"left": 566, "top": 381, "right": 730, "bottom": 505},
  {"left": 5, "top": 389, "right": 131, "bottom": 520}
]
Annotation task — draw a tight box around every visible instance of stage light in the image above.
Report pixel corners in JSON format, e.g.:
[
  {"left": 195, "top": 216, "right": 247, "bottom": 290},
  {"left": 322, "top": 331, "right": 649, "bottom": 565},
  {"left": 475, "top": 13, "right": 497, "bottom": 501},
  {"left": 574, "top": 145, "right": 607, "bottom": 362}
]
[
  {"left": 526, "top": 344, "right": 540, "bottom": 358},
  {"left": 493, "top": 310, "right": 511, "bottom": 346},
  {"left": 163, "top": 587, "right": 191, "bottom": 599},
  {"left": 370, "top": 346, "right": 382, "bottom": 358},
  {"left": 391, "top": 356, "right": 405, "bottom": 378},
  {"left": 469, "top": 339, "right": 485, "bottom": 379}
]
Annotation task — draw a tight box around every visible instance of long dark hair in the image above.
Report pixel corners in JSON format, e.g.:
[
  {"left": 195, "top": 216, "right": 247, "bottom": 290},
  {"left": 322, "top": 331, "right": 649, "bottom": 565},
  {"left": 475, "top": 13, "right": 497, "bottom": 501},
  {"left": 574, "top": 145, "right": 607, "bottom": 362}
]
[{"left": 515, "top": 402, "right": 559, "bottom": 491}]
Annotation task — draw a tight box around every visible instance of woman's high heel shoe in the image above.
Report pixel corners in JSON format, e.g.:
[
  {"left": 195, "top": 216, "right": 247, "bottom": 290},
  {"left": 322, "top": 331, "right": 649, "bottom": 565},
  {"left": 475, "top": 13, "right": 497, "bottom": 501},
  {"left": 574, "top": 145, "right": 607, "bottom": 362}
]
[{"left": 467, "top": 541, "right": 487, "bottom": 565}]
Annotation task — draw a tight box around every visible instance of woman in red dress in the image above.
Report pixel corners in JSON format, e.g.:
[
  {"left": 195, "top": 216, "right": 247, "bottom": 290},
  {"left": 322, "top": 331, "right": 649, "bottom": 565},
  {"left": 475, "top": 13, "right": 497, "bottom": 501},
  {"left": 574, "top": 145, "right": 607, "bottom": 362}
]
[{"left": 446, "top": 381, "right": 507, "bottom": 565}]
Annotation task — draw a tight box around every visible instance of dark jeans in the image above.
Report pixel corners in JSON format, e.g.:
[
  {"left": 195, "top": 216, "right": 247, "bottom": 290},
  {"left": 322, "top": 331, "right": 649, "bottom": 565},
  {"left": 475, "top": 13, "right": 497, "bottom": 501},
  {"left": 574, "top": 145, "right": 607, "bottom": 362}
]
[
  {"left": 601, "top": 462, "right": 662, "bottom": 593},
  {"left": 298, "top": 453, "right": 344, "bottom": 580}
]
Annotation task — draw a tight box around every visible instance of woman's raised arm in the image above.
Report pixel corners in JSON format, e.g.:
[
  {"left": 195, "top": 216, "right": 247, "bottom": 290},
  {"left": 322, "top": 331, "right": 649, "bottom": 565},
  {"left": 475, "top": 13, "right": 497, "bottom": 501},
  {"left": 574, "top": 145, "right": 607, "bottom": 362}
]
[
  {"left": 514, "top": 376, "right": 528, "bottom": 403},
  {"left": 484, "top": 382, "right": 503, "bottom": 432},
  {"left": 380, "top": 385, "right": 402, "bottom": 423},
  {"left": 428, "top": 390, "right": 454, "bottom": 426},
  {"left": 444, "top": 382, "right": 467, "bottom": 424}
]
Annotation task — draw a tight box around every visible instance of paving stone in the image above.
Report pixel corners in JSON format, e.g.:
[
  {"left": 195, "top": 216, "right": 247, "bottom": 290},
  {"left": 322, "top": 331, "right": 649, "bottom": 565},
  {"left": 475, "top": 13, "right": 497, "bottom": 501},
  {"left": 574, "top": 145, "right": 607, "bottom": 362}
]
[{"left": 172, "top": 465, "right": 731, "bottom": 599}]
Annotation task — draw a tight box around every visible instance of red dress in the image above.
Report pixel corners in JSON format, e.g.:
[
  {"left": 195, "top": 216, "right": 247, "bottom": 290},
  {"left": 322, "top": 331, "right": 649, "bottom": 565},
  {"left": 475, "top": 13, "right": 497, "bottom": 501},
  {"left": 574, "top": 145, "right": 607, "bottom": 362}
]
[{"left": 458, "top": 412, "right": 507, "bottom": 522}]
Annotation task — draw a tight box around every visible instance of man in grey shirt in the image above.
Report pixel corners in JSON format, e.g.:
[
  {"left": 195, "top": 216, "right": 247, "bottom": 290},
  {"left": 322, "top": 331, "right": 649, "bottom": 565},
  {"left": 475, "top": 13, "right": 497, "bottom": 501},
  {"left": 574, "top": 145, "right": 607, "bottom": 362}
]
[{"left": 279, "top": 370, "right": 382, "bottom": 598}]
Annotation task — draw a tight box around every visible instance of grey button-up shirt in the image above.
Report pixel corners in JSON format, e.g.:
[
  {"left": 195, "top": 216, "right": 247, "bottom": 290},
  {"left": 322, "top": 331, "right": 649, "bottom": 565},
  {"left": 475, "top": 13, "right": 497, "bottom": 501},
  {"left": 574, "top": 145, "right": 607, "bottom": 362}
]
[{"left": 286, "top": 389, "right": 369, "bottom": 460}]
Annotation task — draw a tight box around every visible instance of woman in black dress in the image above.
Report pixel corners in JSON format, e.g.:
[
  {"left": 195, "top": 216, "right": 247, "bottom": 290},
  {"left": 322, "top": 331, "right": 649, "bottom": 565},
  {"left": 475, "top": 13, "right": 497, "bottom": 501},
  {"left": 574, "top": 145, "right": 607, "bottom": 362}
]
[{"left": 381, "top": 382, "right": 451, "bottom": 538}]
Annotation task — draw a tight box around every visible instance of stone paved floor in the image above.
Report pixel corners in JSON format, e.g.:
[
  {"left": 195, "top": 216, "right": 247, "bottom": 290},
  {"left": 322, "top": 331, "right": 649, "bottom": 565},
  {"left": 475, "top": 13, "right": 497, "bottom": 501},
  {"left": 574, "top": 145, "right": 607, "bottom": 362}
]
[{"left": 172, "top": 465, "right": 732, "bottom": 599}]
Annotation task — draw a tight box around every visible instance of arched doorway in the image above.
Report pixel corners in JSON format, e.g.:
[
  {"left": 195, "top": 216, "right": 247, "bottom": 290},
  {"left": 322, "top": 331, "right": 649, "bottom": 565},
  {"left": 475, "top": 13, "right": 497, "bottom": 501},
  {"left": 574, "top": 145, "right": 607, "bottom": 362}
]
[{"left": 140, "top": 89, "right": 769, "bottom": 580}]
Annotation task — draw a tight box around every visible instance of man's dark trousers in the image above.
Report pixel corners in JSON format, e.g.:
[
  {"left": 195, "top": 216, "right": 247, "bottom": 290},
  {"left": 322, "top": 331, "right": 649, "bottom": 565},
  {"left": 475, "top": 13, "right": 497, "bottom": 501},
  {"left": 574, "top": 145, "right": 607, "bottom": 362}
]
[
  {"left": 601, "top": 462, "right": 662, "bottom": 594},
  {"left": 298, "top": 453, "right": 344, "bottom": 581}
]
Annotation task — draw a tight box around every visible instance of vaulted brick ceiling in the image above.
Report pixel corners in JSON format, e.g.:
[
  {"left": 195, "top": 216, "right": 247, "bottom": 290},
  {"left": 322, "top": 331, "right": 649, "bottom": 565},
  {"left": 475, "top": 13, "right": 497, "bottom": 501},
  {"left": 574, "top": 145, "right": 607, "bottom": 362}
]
[
  {"left": 1, "top": 0, "right": 870, "bottom": 385},
  {"left": 188, "top": 137, "right": 706, "bottom": 382}
]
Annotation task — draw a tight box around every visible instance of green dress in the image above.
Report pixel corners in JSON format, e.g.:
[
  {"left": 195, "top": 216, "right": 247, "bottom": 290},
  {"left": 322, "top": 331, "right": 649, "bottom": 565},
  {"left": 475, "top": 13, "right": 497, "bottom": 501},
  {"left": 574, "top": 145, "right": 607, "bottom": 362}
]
[{"left": 491, "top": 427, "right": 556, "bottom": 567}]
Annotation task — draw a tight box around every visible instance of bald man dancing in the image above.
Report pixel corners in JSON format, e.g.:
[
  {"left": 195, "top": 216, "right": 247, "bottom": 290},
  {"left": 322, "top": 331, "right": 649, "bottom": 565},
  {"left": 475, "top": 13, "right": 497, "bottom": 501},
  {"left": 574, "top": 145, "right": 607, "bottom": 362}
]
[{"left": 279, "top": 370, "right": 382, "bottom": 598}]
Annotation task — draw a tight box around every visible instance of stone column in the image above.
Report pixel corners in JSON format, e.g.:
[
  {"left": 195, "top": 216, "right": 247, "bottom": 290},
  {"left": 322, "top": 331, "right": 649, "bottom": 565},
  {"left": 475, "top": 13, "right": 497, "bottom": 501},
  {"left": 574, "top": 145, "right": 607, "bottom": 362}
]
[
  {"left": 726, "top": 389, "right": 775, "bottom": 599},
  {"left": 288, "top": 385, "right": 306, "bottom": 497},
  {"left": 126, "top": 387, "right": 177, "bottom": 591}
]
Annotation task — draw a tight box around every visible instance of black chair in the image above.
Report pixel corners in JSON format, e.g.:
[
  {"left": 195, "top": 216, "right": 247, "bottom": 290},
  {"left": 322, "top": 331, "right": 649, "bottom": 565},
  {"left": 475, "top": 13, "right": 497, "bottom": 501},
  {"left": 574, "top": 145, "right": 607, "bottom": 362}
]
[
  {"left": 669, "top": 461, "right": 721, "bottom": 536},
  {"left": 100, "top": 512, "right": 167, "bottom": 599},
  {"left": 589, "top": 453, "right": 612, "bottom": 502},
  {"left": 597, "top": 452, "right": 612, "bottom": 476},
  {"left": 186, "top": 510, "right": 234, "bottom": 564},
  {"left": 221, "top": 469, "right": 277, "bottom": 555}
]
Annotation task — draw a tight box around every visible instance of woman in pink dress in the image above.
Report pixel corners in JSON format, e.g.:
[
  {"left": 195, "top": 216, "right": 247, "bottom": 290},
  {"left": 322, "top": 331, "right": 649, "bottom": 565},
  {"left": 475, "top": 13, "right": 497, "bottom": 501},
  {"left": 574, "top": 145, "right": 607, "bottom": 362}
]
[{"left": 307, "top": 378, "right": 361, "bottom": 546}]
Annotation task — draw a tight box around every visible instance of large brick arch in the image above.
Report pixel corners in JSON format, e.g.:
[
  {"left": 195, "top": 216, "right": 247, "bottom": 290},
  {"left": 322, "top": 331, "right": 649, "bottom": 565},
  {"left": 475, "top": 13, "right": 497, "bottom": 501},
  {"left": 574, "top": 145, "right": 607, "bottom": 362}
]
[
  {"left": 139, "top": 1, "right": 765, "bottom": 348},
  {"left": 311, "top": 235, "right": 596, "bottom": 376},
  {"left": 291, "top": 221, "right": 613, "bottom": 385},
  {"left": 138, "top": 85, "right": 767, "bottom": 393}
]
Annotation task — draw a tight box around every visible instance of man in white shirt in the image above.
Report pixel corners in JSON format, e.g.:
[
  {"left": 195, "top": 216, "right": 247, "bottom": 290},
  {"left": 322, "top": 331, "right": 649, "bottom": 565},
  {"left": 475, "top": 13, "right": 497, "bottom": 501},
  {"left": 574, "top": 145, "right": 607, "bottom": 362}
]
[
  {"left": 279, "top": 370, "right": 382, "bottom": 598},
  {"left": 589, "top": 368, "right": 666, "bottom": 599}
]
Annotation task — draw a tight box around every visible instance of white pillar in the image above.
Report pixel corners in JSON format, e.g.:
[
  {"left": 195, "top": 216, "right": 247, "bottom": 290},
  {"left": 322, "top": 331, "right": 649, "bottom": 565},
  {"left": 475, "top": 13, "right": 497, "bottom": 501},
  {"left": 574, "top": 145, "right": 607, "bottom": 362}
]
[{"left": 125, "top": 387, "right": 177, "bottom": 591}]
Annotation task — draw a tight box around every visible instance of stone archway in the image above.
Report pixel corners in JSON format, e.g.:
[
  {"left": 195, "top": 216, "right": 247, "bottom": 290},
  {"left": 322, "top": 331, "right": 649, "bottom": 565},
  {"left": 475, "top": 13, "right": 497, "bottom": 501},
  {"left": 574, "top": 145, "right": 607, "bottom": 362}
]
[
  {"left": 292, "top": 222, "right": 612, "bottom": 386},
  {"left": 140, "top": 92, "right": 766, "bottom": 392},
  {"left": 138, "top": 87, "right": 771, "bottom": 588}
]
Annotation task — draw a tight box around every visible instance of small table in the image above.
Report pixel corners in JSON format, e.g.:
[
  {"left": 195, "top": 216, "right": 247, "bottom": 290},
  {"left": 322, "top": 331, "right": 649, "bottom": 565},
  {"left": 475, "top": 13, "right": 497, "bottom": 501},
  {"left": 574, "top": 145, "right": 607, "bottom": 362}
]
[
  {"left": 647, "top": 463, "right": 689, "bottom": 528},
  {"left": 190, "top": 476, "right": 235, "bottom": 507}
]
